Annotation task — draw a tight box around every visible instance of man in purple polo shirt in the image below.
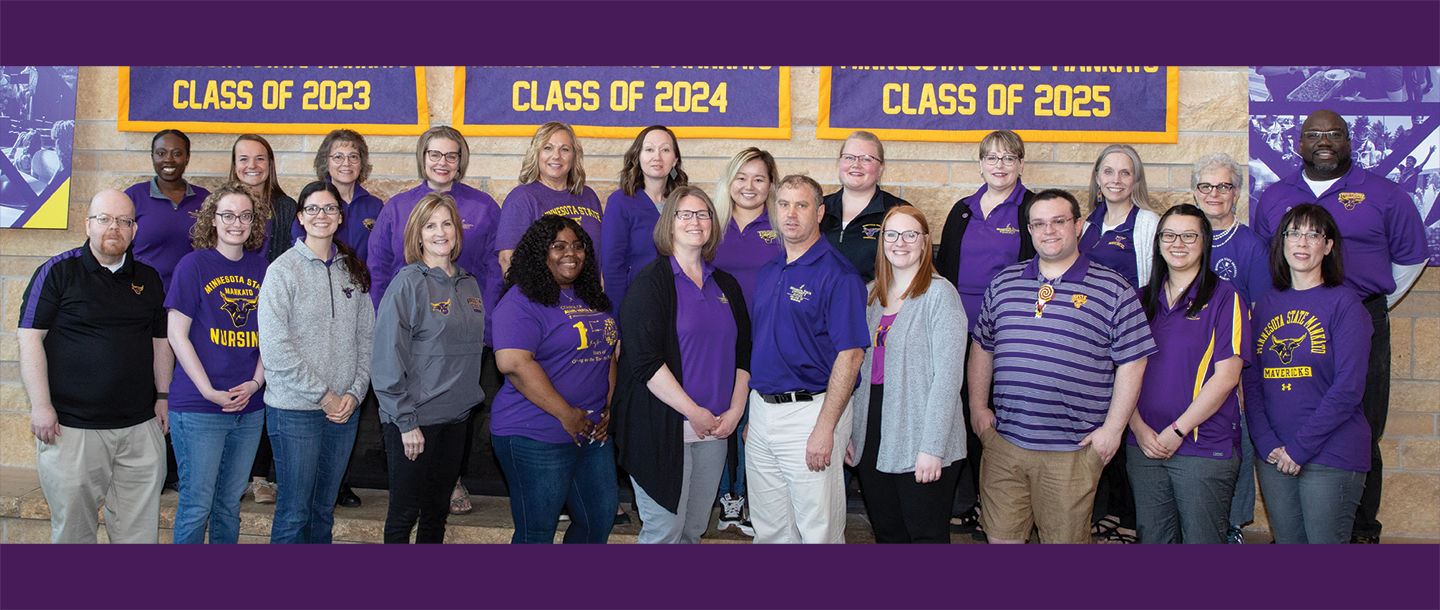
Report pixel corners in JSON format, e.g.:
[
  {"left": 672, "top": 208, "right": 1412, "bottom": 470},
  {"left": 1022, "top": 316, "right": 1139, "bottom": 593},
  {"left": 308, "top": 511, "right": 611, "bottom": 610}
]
[
  {"left": 746, "top": 175, "right": 868, "bottom": 543},
  {"left": 1252, "top": 110, "right": 1429, "bottom": 544},
  {"left": 969, "top": 189, "right": 1156, "bottom": 544}
]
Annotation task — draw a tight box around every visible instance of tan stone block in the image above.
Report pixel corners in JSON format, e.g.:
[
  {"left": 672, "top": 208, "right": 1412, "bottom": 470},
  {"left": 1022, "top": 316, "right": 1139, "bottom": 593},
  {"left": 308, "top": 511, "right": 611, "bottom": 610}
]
[
  {"left": 1380, "top": 437, "right": 1401, "bottom": 468},
  {"left": 1414, "top": 318, "right": 1440, "bottom": 381},
  {"left": 366, "top": 178, "right": 421, "bottom": 204},
  {"left": 95, "top": 151, "right": 152, "bottom": 174},
  {"left": 1, "top": 334, "right": 18, "bottom": 362},
  {"left": 1178, "top": 69, "right": 1250, "bottom": 132},
  {"left": 1376, "top": 472, "right": 1439, "bottom": 538},
  {"left": 1055, "top": 134, "right": 1247, "bottom": 166},
  {"left": 1149, "top": 190, "right": 1195, "bottom": 215},
  {"left": 331, "top": 515, "right": 383, "bottom": 543},
  {"left": 883, "top": 162, "right": 950, "bottom": 184},
  {"left": 585, "top": 156, "right": 625, "bottom": 181},
  {"left": 3, "top": 517, "right": 54, "bottom": 543},
  {"left": 75, "top": 67, "right": 118, "bottom": 121},
  {"left": 187, "top": 176, "right": 229, "bottom": 194},
  {"left": 1411, "top": 266, "right": 1439, "bottom": 292},
  {"left": 1020, "top": 163, "right": 1094, "bottom": 190},
  {"left": 424, "top": 66, "right": 454, "bottom": 125},
  {"left": 777, "top": 159, "right": 841, "bottom": 183},
  {"left": 74, "top": 122, "right": 128, "bottom": 152},
  {"left": 1, "top": 363, "right": 16, "bottom": 383},
  {"left": 70, "top": 172, "right": 145, "bottom": 204},
  {"left": 1392, "top": 317, "right": 1414, "bottom": 379},
  {"left": 899, "top": 186, "right": 969, "bottom": 220},
  {"left": 1, "top": 257, "right": 45, "bottom": 278},
  {"left": 0, "top": 495, "right": 18, "bottom": 519},
  {"left": 19, "top": 487, "right": 49, "bottom": 520},
  {"left": 470, "top": 136, "right": 537, "bottom": 157},
  {"left": 790, "top": 67, "right": 820, "bottom": 129},
  {"left": 364, "top": 135, "right": 419, "bottom": 155},
  {"left": 183, "top": 152, "right": 235, "bottom": 177},
  {"left": 589, "top": 181, "right": 619, "bottom": 208},
  {"left": 68, "top": 152, "right": 97, "bottom": 173},
  {"left": 1386, "top": 413, "right": 1436, "bottom": 436},
  {"left": 0, "top": 413, "right": 36, "bottom": 467},
  {"left": 443, "top": 524, "right": 515, "bottom": 544},
  {"left": 1401, "top": 438, "right": 1439, "bottom": 471},
  {"left": 2, "top": 385, "right": 30, "bottom": 413},
  {"left": 677, "top": 158, "right": 728, "bottom": 184},
  {"left": 1392, "top": 293, "right": 1437, "bottom": 318},
  {"left": 1392, "top": 380, "right": 1440, "bottom": 413},
  {"left": 3, "top": 279, "right": 27, "bottom": 333},
  {"left": 466, "top": 155, "right": 520, "bottom": 182},
  {"left": 359, "top": 154, "right": 414, "bottom": 180},
  {"left": 490, "top": 179, "right": 522, "bottom": 205}
]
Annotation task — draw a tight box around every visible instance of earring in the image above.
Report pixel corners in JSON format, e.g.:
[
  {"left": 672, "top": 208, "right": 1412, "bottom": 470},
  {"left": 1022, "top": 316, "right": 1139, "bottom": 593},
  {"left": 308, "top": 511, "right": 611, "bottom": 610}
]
[{"left": 669, "top": 167, "right": 678, "bottom": 180}]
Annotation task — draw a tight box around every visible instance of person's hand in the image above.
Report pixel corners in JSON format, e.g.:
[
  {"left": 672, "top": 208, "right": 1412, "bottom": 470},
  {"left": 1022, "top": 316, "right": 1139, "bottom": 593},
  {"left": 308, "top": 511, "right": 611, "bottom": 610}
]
[
  {"left": 557, "top": 407, "right": 595, "bottom": 445},
  {"left": 1156, "top": 426, "right": 1183, "bottom": 457},
  {"left": 805, "top": 425, "right": 835, "bottom": 472},
  {"left": 30, "top": 403, "right": 60, "bottom": 445},
  {"left": 589, "top": 407, "right": 610, "bottom": 445},
  {"left": 688, "top": 407, "right": 719, "bottom": 439},
  {"left": 220, "top": 380, "right": 260, "bottom": 413},
  {"left": 844, "top": 442, "right": 856, "bottom": 467},
  {"left": 1078, "top": 426, "right": 1123, "bottom": 465},
  {"left": 970, "top": 407, "right": 995, "bottom": 437},
  {"left": 1273, "top": 446, "right": 1301, "bottom": 476},
  {"left": 1133, "top": 424, "right": 1170, "bottom": 460},
  {"left": 914, "top": 452, "right": 942, "bottom": 484},
  {"left": 327, "top": 393, "right": 358, "bottom": 424},
  {"left": 154, "top": 399, "right": 169, "bottom": 435},
  {"left": 401, "top": 427, "right": 424, "bottom": 461},
  {"left": 319, "top": 390, "right": 343, "bottom": 415},
  {"left": 201, "top": 387, "right": 234, "bottom": 408},
  {"left": 712, "top": 408, "right": 742, "bottom": 439}
]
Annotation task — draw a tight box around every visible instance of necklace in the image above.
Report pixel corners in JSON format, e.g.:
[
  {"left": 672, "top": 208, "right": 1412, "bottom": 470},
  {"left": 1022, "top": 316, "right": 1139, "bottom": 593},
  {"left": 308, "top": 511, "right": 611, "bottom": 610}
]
[{"left": 1212, "top": 221, "right": 1239, "bottom": 248}]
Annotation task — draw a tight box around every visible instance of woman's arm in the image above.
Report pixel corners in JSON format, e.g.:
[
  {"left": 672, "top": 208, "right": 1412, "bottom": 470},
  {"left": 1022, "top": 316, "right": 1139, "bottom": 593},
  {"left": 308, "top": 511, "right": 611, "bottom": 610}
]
[
  {"left": 713, "top": 369, "right": 750, "bottom": 440},
  {"left": 1284, "top": 299, "right": 1372, "bottom": 465},
  {"left": 918, "top": 292, "right": 967, "bottom": 466},
  {"left": 1158, "top": 355, "right": 1243, "bottom": 456},
  {"left": 167, "top": 309, "right": 237, "bottom": 409},
  {"left": 257, "top": 264, "right": 330, "bottom": 405},
  {"left": 371, "top": 277, "right": 418, "bottom": 432},
  {"left": 645, "top": 364, "right": 717, "bottom": 438},
  {"left": 496, "top": 348, "right": 594, "bottom": 443},
  {"left": 600, "top": 194, "right": 633, "bottom": 308}
]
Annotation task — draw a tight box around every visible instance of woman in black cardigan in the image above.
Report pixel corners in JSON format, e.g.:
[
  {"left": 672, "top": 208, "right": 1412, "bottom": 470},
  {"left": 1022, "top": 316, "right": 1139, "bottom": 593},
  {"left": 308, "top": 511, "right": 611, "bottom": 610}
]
[{"left": 613, "top": 186, "right": 752, "bottom": 544}]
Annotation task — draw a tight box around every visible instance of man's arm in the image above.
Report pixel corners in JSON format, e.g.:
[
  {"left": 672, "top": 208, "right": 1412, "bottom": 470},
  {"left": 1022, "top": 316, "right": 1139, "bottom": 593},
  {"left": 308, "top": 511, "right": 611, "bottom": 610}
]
[
  {"left": 152, "top": 337, "right": 174, "bottom": 434},
  {"left": 805, "top": 347, "right": 864, "bottom": 471},
  {"left": 1079, "top": 356, "right": 1147, "bottom": 464},
  {"left": 18, "top": 328, "right": 59, "bottom": 444},
  {"left": 966, "top": 340, "right": 995, "bottom": 435}
]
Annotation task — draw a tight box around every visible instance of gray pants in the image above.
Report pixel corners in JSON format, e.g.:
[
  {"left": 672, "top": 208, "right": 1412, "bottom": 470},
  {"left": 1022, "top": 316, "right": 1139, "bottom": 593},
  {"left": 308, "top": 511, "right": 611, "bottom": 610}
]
[
  {"left": 37, "top": 420, "right": 166, "bottom": 543},
  {"left": 1257, "top": 461, "right": 1365, "bottom": 544},
  {"left": 1126, "top": 444, "right": 1239, "bottom": 544},
  {"left": 632, "top": 439, "right": 727, "bottom": 544}
]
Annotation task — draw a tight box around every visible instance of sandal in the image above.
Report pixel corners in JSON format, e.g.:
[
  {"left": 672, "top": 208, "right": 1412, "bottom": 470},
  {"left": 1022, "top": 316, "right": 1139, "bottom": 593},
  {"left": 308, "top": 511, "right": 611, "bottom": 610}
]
[
  {"left": 950, "top": 506, "right": 983, "bottom": 533},
  {"left": 1091, "top": 515, "right": 1120, "bottom": 537},
  {"left": 1101, "top": 528, "right": 1138, "bottom": 544},
  {"left": 449, "top": 483, "right": 473, "bottom": 515}
]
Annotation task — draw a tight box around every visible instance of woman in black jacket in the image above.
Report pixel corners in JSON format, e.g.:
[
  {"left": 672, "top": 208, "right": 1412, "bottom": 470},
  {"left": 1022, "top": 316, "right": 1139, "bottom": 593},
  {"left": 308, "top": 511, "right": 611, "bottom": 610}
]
[{"left": 613, "top": 186, "right": 752, "bottom": 544}]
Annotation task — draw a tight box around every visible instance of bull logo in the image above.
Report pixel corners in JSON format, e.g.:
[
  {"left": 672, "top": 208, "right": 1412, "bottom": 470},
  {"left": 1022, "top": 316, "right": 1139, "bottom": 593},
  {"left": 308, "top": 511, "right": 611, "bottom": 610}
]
[
  {"left": 342, "top": 287, "right": 354, "bottom": 299},
  {"left": 219, "top": 292, "right": 258, "bottom": 327},
  {"left": 432, "top": 299, "right": 450, "bottom": 315},
  {"left": 1338, "top": 192, "right": 1365, "bottom": 211},
  {"left": 1269, "top": 335, "right": 1305, "bottom": 365},
  {"left": 862, "top": 225, "right": 882, "bottom": 239},
  {"left": 131, "top": 284, "right": 145, "bottom": 295},
  {"left": 757, "top": 230, "right": 778, "bottom": 244},
  {"left": 363, "top": 218, "right": 376, "bottom": 231}
]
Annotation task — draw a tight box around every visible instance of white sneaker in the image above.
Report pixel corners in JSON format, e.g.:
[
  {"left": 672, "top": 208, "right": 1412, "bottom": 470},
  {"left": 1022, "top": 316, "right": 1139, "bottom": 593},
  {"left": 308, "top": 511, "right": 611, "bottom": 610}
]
[{"left": 718, "top": 494, "right": 753, "bottom": 536}]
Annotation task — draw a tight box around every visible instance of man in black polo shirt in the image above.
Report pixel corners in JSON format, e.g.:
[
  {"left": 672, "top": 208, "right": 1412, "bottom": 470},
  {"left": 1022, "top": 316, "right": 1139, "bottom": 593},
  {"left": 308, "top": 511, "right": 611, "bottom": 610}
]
[{"left": 19, "top": 189, "right": 173, "bottom": 543}]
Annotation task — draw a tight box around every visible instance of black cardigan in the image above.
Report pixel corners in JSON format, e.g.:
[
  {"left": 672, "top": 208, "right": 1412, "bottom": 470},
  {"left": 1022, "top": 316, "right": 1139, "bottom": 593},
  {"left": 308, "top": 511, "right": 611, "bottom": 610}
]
[
  {"left": 612, "top": 256, "right": 752, "bottom": 514},
  {"left": 934, "top": 188, "right": 1036, "bottom": 288}
]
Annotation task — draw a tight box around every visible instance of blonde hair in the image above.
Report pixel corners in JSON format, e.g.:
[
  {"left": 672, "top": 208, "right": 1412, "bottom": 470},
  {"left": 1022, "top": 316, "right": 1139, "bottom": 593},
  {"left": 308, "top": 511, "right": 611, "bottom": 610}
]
[
  {"left": 518, "top": 121, "right": 586, "bottom": 196},
  {"left": 712, "top": 147, "right": 778, "bottom": 232},
  {"left": 403, "top": 193, "right": 463, "bottom": 265}
]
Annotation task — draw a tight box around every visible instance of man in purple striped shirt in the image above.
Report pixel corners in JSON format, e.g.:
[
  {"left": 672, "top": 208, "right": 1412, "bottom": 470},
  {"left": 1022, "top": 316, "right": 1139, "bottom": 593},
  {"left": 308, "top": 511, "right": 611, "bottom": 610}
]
[{"left": 968, "top": 190, "right": 1157, "bottom": 544}]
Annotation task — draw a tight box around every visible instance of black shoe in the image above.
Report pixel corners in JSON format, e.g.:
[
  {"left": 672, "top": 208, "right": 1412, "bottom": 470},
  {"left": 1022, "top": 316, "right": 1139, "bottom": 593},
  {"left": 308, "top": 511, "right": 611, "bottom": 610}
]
[
  {"left": 336, "top": 485, "right": 361, "bottom": 508},
  {"left": 1350, "top": 535, "right": 1379, "bottom": 544},
  {"left": 613, "top": 511, "right": 632, "bottom": 526}
]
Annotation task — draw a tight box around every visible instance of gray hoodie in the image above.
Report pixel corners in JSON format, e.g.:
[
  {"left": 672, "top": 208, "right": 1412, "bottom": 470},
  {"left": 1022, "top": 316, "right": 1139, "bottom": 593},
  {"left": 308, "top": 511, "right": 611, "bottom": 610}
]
[
  {"left": 258, "top": 239, "right": 375, "bottom": 410},
  {"left": 371, "top": 262, "right": 485, "bottom": 432}
]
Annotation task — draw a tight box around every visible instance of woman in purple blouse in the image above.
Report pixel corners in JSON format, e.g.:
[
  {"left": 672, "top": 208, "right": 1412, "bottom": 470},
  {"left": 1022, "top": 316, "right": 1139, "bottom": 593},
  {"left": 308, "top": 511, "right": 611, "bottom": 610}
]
[
  {"left": 601, "top": 125, "right": 689, "bottom": 309},
  {"left": 497, "top": 122, "right": 603, "bottom": 276},
  {"left": 124, "top": 129, "right": 211, "bottom": 290}
]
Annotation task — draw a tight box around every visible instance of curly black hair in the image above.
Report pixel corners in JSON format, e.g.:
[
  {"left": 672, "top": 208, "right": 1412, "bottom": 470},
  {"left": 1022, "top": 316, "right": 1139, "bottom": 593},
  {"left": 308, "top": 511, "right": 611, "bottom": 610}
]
[{"left": 503, "top": 215, "right": 610, "bottom": 312}]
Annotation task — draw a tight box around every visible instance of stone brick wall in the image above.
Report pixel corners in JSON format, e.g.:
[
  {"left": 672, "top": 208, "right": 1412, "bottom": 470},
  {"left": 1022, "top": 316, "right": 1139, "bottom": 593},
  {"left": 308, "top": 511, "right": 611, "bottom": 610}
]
[{"left": 2, "top": 66, "right": 1435, "bottom": 538}]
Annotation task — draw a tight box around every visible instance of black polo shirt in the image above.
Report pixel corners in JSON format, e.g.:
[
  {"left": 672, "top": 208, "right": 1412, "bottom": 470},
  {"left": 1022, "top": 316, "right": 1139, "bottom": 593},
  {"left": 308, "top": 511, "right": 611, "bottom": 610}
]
[
  {"left": 18, "top": 241, "right": 167, "bottom": 429},
  {"left": 820, "top": 188, "right": 910, "bottom": 282}
]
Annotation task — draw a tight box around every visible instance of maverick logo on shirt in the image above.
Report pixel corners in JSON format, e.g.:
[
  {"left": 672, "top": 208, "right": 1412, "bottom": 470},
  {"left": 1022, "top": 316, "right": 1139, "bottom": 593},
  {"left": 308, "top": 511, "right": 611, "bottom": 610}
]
[
  {"left": 1256, "top": 309, "right": 1327, "bottom": 378},
  {"left": 1107, "top": 235, "right": 1127, "bottom": 249},
  {"left": 132, "top": 283, "right": 145, "bottom": 295},
  {"left": 789, "top": 284, "right": 812, "bottom": 303},
  {"left": 1338, "top": 192, "right": 1365, "bottom": 210},
  {"left": 363, "top": 218, "right": 376, "bottom": 231},
  {"left": 862, "top": 225, "right": 882, "bottom": 239},
  {"left": 204, "top": 275, "right": 263, "bottom": 340},
  {"left": 757, "top": 230, "right": 778, "bottom": 244},
  {"left": 467, "top": 297, "right": 483, "bottom": 312},
  {"left": 219, "top": 292, "right": 258, "bottom": 327},
  {"left": 997, "top": 224, "right": 1019, "bottom": 234},
  {"left": 432, "top": 299, "right": 451, "bottom": 315}
]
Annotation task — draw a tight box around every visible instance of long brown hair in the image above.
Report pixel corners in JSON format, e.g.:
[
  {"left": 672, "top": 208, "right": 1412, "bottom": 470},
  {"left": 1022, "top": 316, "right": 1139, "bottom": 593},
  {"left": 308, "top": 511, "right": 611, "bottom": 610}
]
[
  {"left": 869, "top": 206, "right": 937, "bottom": 307},
  {"left": 229, "top": 134, "right": 285, "bottom": 206},
  {"left": 619, "top": 125, "right": 687, "bottom": 198}
]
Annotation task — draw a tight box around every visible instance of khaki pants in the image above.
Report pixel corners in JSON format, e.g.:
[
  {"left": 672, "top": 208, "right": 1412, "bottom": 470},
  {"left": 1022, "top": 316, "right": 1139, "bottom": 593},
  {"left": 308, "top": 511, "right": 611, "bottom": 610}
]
[
  {"left": 977, "top": 426, "right": 1105, "bottom": 544},
  {"left": 36, "top": 420, "right": 166, "bottom": 543},
  {"left": 744, "top": 390, "right": 851, "bottom": 544}
]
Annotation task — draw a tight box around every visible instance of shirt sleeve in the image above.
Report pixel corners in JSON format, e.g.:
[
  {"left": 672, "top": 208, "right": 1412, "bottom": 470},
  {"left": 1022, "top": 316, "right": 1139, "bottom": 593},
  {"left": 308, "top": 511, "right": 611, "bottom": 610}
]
[
  {"left": 601, "top": 192, "right": 632, "bottom": 309},
  {"left": 973, "top": 280, "right": 999, "bottom": 353},
  {"left": 163, "top": 254, "right": 201, "bottom": 317},
  {"left": 497, "top": 188, "right": 539, "bottom": 253},
  {"left": 1384, "top": 186, "right": 1429, "bottom": 266},
  {"left": 1110, "top": 285, "right": 1158, "bottom": 365},
  {"left": 1215, "top": 287, "right": 1251, "bottom": 366},
  {"left": 348, "top": 273, "right": 376, "bottom": 402},
  {"left": 494, "top": 293, "right": 544, "bottom": 354},
  {"left": 257, "top": 262, "right": 328, "bottom": 405},
  {"left": 371, "top": 274, "right": 417, "bottom": 431},
  {"left": 366, "top": 200, "right": 401, "bottom": 310},
  {"left": 1242, "top": 236, "right": 1274, "bottom": 306},
  {"left": 826, "top": 271, "right": 872, "bottom": 352},
  {"left": 1286, "top": 295, "right": 1373, "bottom": 466},
  {"left": 19, "top": 259, "right": 64, "bottom": 330},
  {"left": 1252, "top": 190, "right": 1279, "bottom": 244}
]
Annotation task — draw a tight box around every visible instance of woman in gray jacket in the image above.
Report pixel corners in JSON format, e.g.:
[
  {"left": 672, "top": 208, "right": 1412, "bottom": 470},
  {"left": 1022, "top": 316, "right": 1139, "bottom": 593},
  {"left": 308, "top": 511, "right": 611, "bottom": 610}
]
[
  {"left": 258, "top": 181, "right": 375, "bottom": 544},
  {"left": 845, "top": 206, "right": 968, "bottom": 543},
  {"left": 372, "top": 193, "right": 486, "bottom": 544}
]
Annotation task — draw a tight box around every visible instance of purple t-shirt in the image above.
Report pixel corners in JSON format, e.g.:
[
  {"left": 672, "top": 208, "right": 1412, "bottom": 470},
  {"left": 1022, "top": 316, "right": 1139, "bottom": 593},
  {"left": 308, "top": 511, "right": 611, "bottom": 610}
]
[
  {"left": 368, "top": 182, "right": 502, "bottom": 345},
  {"left": 1080, "top": 204, "right": 1142, "bottom": 289},
  {"left": 601, "top": 189, "right": 661, "bottom": 310},
  {"left": 163, "top": 248, "right": 267, "bottom": 415},
  {"left": 713, "top": 214, "right": 782, "bottom": 313},
  {"left": 1210, "top": 222, "right": 1272, "bottom": 307},
  {"left": 955, "top": 184, "right": 1027, "bottom": 331},
  {"left": 498, "top": 181, "right": 604, "bottom": 262},
  {"left": 1128, "top": 280, "right": 1249, "bottom": 459},
  {"left": 674, "top": 258, "right": 738, "bottom": 418},
  {"left": 1243, "top": 285, "right": 1373, "bottom": 472},
  {"left": 125, "top": 179, "right": 210, "bottom": 290},
  {"left": 871, "top": 312, "right": 897, "bottom": 385},
  {"left": 490, "top": 287, "right": 616, "bottom": 444},
  {"left": 1253, "top": 163, "right": 1427, "bottom": 297}
]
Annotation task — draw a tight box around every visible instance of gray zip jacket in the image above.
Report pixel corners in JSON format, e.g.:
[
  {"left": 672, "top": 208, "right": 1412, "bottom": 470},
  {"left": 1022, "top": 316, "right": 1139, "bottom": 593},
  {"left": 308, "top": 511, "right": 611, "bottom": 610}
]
[
  {"left": 848, "top": 278, "right": 969, "bottom": 473},
  {"left": 258, "top": 239, "right": 375, "bottom": 410},
  {"left": 372, "top": 262, "right": 485, "bottom": 432}
]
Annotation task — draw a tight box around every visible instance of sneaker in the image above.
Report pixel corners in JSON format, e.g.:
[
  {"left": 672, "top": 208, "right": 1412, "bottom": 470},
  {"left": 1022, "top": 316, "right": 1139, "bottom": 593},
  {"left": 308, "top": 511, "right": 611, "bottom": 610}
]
[
  {"left": 251, "top": 480, "right": 277, "bottom": 505},
  {"left": 558, "top": 509, "right": 571, "bottom": 522},
  {"left": 1351, "top": 535, "right": 1380, "bottom": 544},
  {"left": 1226, "top": 526, "right": 1244, "bottom": 544},
  {"left": 718, "top": 493, "right": 744, "bottom": 527}
]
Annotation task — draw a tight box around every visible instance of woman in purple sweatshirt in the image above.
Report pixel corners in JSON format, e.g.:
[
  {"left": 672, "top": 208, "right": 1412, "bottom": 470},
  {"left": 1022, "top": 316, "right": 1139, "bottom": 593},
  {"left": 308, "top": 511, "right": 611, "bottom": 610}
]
[{"left": 1243, "top": 204, "right": 1371, "bottom": 544}]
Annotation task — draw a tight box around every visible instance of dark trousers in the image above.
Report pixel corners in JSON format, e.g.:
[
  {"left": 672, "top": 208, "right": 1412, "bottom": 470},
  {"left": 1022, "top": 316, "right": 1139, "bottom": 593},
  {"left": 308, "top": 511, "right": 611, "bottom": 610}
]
[
  {"left": 249, "top": 423, "right": 274, "bottom": 481},
  {"left": 855, "top": 384, "right": 961, "bottom": 544},
  {"left": 1352, "top": 294, "right": 1390, "bottom": 538},
  {"left": 1095, "top": 440, "right": 1136, "bottom": 529},
  {"left": 382, "top": 421, "right": 468, "bottom": 544}
]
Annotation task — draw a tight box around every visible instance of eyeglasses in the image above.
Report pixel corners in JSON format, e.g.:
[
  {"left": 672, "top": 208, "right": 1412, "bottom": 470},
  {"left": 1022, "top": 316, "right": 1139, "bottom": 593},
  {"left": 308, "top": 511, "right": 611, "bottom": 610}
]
[
  {"left": 302, "top": 205, "right": 340, "bottom": 216},
  {"left": 673, "top": 210, "right": 712, "bottom": 221},
  {"left": 1159, "top": 231, "right": 1201, "bottom": 244},
  {"left": 425, "top": 150, "right": 461, "bottom": 164},
  {"left": 882, "top": 230, "right": 922, "bottom": 243},
  {"left": 87, "top": 214, "right": 136, "bottom": 229},
  {"left": 1283, "top": 230, "right": 1326, "bottom": 244},
  {"left": 1301, "top": 130, "right": 1348, "bottom": 143},
  {"left": 216, "top": 212, "right": 255, "bottom": 225},
  {"left": 1027, "top": 217, "right": 1076, "bottom": 232},
  {"left": 839, "top": 153, "right": 881, "bottom": 167},
  {"left": 549, "top": 240, "right": 587, "bottom": 253},
  {"left": 330, "top": 153, "right": 362, "bottom": 166},
  {"left": 1195, "top": 182, "right": 1236, "bottom": 194},
  {"left": 982, "top": 154, "right": 1021, "bottom": 166}
]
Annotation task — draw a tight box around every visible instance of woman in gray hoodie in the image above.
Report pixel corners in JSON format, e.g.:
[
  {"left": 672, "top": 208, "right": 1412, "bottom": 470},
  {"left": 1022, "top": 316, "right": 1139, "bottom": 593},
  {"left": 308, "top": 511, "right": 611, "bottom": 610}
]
[
  {"left": 258, "top": 181, "right": 375, "bottom": 544},
  {"left": 371, "top": 193, "right": 485, "bottom": 543}
]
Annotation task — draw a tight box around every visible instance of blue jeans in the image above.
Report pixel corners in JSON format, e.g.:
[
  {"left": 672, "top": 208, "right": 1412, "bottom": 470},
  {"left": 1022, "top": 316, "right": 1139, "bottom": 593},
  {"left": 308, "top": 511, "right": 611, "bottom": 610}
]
[
  {"left": 267, "top": 407, "right": 358, "bottom": 544},
  {"left": 1257, "top": 461, "right": 1366, "bottom": 544},
  {"left": 170, "top": 409, "right": 265, "bottom": 544},
  {"left": 718, "top": 410, "right": 748, "bottom": 498},
  {"left": 1126, "top": 444, "right": 1239, "bottom": 544},
  {"left": 492, "top": 434, "right": 617, "bottom": 544},
  {"left": 1229, "top": 414, "right": 1257, "bottom": 527}
]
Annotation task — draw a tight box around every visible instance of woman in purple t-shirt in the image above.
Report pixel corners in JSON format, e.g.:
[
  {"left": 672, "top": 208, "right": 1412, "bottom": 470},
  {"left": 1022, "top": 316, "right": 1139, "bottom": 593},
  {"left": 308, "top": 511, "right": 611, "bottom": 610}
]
[
  {"left": 165, "top": 183, "right": 269, "bottom": 544},
  {"left": 497, "top": 122, "right": 603, "bottom": 276},
  {"left": 1128, "top": 204, "right": 1248, "bottom": 544},
  {"left": 491, "top": 216, "right": 617, "bottom": 543}
]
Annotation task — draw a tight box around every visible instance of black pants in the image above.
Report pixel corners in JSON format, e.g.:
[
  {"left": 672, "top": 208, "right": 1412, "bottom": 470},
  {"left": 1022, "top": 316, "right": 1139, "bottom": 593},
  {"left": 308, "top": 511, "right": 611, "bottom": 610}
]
[
  {"left": 1353, "top": 294, "right": 1391, "bottom": 538},
  {"left": 855, "top": 384, "right": 961, "bottom": 544},
  {"left": 382, "top": 421, "right": 468, "bottom": 543},
  {"left": 1096, "top": 433, "right": 1136, "bottom": 529}
]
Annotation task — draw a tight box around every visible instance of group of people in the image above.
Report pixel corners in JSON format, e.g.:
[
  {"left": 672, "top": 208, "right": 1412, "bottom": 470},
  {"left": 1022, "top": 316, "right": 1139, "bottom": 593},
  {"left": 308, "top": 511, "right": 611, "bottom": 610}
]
[{"left": 19, "top": 108, "right": 1427, "bottom": 545}]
